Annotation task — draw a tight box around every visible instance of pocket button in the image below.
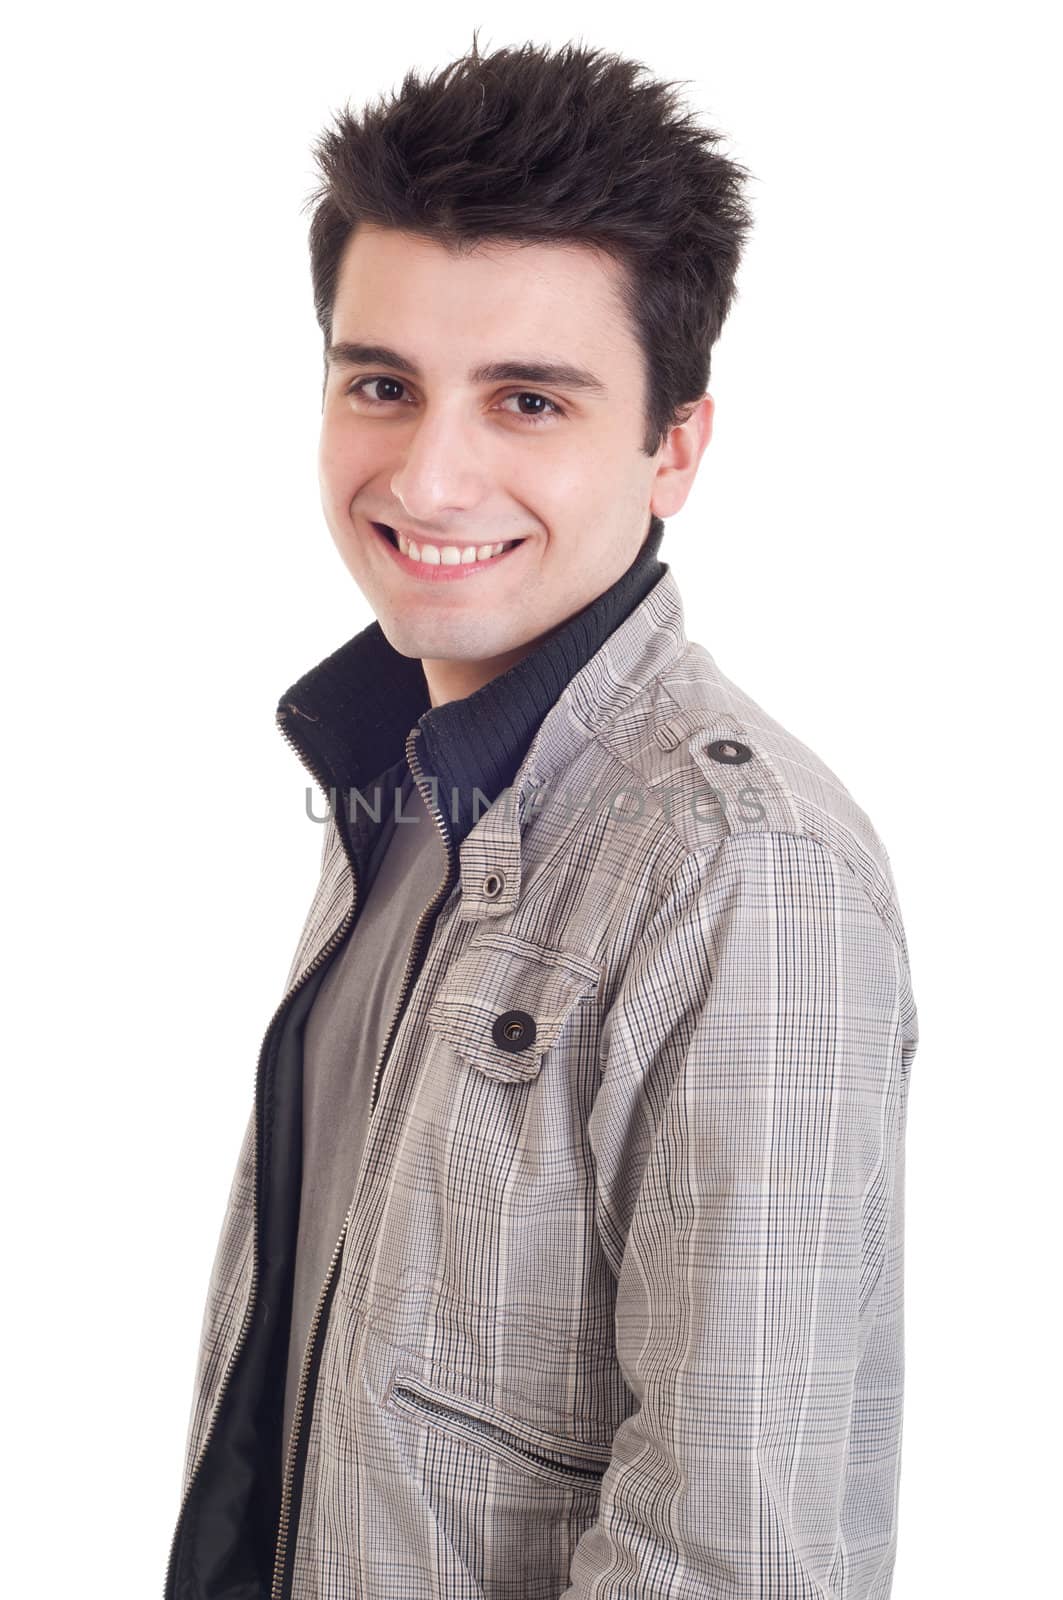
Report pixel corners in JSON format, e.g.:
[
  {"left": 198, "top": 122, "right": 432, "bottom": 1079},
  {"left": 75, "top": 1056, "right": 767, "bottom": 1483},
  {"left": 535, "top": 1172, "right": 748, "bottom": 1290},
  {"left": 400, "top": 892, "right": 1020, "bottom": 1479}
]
[{"left": 491, "top": 1009, "right": 537, "bottom": 1051}]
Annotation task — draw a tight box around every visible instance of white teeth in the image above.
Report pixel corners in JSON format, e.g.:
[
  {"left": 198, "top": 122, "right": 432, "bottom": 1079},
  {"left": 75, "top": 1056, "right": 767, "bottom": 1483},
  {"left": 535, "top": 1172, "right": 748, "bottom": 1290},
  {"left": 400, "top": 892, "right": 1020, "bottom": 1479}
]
[{"left": 395, "top": 529, "right": 510, "bottom": 565}]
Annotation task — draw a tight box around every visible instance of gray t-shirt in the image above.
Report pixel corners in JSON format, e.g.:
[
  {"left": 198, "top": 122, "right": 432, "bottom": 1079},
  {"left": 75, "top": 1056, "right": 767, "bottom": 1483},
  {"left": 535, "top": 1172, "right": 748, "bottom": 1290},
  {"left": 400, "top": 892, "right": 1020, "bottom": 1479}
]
[{"left": 281, "top": 764, "right": 447, "bottom": 1457}]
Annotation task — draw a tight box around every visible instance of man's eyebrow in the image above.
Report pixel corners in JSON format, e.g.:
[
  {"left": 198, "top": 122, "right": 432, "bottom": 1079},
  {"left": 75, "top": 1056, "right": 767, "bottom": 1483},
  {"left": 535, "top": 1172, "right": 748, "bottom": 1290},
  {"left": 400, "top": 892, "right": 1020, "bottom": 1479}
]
[{"left": 324, "top": 342, "right": 607, "bottom": 395}]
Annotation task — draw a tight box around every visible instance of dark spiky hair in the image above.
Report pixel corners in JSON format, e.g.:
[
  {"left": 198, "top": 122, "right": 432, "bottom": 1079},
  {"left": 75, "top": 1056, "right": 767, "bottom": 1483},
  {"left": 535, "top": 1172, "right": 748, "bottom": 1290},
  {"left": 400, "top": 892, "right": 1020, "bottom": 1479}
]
[{"left": 304, "top": 30, "right": 756, "bottom": 455}]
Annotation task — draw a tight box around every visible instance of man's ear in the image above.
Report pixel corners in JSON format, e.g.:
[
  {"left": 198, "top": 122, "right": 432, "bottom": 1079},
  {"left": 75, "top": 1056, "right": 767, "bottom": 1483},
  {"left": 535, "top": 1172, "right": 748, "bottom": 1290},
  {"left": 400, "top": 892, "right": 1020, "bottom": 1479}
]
[{"left": 649, "top": 394, "right": 715, "bottom": 519}]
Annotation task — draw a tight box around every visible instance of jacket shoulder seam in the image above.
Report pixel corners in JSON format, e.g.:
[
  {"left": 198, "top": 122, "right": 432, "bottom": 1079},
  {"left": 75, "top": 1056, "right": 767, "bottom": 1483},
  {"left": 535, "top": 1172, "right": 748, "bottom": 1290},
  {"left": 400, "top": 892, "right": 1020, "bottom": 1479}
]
[{"left": 659, "top": 828, "right": 910, "bottom": 972}]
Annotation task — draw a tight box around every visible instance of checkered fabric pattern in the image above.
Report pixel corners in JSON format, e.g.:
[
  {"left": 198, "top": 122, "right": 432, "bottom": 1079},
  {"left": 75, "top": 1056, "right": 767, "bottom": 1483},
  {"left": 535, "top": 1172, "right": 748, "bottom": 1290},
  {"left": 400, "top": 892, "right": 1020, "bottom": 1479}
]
[{"left": 171, "top": 565, "right": 917, "bottom": 1599}]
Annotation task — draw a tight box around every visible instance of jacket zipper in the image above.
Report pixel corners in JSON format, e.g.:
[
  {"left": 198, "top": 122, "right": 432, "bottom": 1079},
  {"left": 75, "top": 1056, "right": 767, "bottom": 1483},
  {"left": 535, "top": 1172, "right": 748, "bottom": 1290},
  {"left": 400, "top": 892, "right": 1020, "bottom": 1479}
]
[
  {"left": 390, "top": 1385, "right": 609, "bottom": 1483},
  {"left": 269, "top": 722, "right": 457, "bottom": 1600},
  {"left": 163, "top": 707, "right": 360, "bottom": 1599}
]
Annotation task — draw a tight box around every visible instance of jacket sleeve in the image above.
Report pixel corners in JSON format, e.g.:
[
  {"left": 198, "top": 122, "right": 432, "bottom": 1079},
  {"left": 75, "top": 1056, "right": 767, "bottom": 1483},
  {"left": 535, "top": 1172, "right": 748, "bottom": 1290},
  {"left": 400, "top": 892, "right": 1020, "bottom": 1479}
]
[{"left": 562, "top": 829, "right": 917, "bottom": 1600}]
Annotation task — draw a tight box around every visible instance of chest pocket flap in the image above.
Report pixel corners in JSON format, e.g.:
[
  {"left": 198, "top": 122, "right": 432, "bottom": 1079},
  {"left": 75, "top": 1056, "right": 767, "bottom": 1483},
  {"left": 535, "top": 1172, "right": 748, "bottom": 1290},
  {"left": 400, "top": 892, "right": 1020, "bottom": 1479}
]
[{"left": 428, "top": 932, "right": 602, "bottom": 1085}]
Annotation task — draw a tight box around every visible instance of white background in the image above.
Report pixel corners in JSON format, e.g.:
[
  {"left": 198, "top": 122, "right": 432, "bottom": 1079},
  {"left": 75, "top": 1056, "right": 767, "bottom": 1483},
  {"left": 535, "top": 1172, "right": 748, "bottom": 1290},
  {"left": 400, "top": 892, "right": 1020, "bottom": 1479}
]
[{"left": 3, "top": 3, "right": 1058, "bottom": 1595}]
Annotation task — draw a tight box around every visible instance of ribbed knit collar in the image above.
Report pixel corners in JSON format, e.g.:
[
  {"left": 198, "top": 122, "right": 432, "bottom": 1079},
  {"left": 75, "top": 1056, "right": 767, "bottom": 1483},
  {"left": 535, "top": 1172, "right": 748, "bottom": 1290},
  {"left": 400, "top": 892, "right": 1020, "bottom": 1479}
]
[{"left": 276, "top": 513, "right": 667, "bottom": 852}]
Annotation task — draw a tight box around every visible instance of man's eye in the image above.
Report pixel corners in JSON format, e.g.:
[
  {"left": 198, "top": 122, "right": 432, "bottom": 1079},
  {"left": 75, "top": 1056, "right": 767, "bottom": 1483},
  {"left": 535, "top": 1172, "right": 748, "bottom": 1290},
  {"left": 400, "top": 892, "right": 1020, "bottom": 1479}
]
[
  {"left": 346, "top": 376, "right": 408, "bottom": 405},
  {"left": 499, "top": 392, "right": 564, "bottom": 426}
]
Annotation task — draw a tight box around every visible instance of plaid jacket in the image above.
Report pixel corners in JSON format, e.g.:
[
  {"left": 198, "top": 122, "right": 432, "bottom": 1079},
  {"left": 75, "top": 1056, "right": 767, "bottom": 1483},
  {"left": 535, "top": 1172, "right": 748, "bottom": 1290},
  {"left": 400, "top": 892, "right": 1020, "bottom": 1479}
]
[{"left": 166, "top": 563, "right": 918, "bottom": 1600}]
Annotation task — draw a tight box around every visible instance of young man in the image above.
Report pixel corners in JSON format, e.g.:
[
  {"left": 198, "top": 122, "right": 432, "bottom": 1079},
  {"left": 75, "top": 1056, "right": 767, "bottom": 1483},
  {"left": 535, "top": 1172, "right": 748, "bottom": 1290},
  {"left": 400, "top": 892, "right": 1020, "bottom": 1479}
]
[{"left": 166, "top": 35, "right": 918, "bottom": 1600}]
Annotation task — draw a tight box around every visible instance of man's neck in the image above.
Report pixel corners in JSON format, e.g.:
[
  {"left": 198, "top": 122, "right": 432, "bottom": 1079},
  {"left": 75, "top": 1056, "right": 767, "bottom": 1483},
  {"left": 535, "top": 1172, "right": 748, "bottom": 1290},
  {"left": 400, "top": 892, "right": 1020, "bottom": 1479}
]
[{"left": 422, "top": 626, "right": 567, "bottom": 708}]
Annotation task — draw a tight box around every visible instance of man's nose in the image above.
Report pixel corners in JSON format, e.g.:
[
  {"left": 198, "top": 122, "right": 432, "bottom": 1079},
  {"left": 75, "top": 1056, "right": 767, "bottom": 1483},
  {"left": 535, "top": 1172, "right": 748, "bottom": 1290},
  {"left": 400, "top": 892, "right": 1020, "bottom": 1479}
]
[{"left": 389, "top": 406, "right": 488, "bottom": 519}]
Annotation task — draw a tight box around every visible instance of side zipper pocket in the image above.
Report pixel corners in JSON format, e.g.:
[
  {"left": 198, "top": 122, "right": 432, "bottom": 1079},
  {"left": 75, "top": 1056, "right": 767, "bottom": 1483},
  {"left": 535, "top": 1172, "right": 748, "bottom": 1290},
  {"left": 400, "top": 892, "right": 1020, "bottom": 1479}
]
[{"left": 390, "top": 1379, "right": 611, "bottom": 1487}]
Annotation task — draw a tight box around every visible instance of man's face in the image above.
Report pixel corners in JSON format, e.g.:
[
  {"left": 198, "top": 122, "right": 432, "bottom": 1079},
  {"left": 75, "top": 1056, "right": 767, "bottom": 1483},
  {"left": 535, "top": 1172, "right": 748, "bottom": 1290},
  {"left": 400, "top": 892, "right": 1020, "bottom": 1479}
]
[{"left": 318, "top": 224, "right": 676, "bottom": 702}]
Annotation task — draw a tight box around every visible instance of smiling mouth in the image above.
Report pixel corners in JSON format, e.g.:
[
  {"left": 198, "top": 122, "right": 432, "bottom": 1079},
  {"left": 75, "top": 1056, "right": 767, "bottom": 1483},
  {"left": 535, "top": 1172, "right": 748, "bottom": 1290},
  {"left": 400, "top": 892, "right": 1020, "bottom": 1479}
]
[{"left": 373, "top": 522, "right": 526, "bottom": 567}]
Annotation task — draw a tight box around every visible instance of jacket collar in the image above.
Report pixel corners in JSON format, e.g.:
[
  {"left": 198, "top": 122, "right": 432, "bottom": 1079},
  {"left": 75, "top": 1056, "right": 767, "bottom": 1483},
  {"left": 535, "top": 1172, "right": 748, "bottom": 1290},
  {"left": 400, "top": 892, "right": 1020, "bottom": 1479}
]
[
  {"left": 278, "top": 520, "right": 692, "bottom": 924},
  {"left": 276, "top": 512, "right": 669, "bottom": 848}
]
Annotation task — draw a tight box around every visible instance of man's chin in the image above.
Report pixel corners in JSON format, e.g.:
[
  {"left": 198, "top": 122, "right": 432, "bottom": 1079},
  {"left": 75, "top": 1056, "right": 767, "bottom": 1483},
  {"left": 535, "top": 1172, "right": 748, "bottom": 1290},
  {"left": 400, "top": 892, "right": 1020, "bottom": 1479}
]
[
  {"left": 380, "top": 612, "right": 538, "bottom": 666},
  {"left": 376, "top": 615, "right": 491, "bottom": 663}
]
